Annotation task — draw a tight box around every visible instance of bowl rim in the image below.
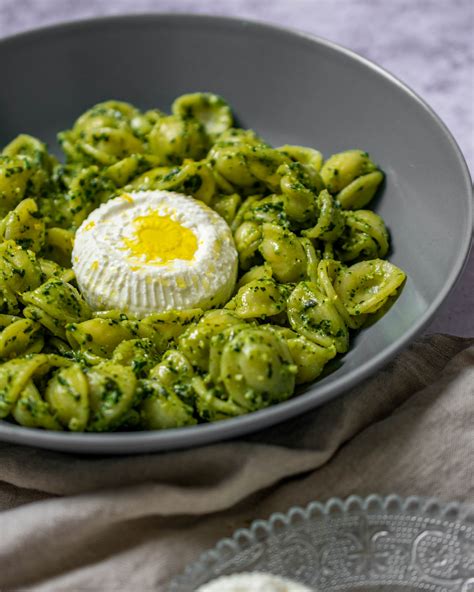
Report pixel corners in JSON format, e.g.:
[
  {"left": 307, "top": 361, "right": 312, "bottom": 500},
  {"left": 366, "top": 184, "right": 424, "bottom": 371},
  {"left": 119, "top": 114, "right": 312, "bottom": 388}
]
[
  {"left": 169, "top": 493, "right": 474, "bottom": 589},
  {"left": 0, "top": 13, "right": 472, "bottom": 453}
]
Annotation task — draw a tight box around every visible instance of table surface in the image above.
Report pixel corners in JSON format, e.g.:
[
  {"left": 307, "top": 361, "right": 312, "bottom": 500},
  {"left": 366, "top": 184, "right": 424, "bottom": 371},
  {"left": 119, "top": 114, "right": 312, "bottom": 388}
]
[{"left": 1, "top": 0, "right": 472, "bottom": 336}]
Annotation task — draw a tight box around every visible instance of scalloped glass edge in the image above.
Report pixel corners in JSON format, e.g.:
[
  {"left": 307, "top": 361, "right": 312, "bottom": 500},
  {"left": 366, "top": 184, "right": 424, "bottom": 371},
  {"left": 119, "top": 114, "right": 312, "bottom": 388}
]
[{"left": 169, "top": 493, "right": 474, "bottom": 590}]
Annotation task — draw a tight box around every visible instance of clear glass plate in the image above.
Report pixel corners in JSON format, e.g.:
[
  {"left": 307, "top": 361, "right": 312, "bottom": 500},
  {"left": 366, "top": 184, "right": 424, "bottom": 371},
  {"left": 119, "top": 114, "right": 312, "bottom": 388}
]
[{"left": 169, "top": 494, "right": 474, "bottom": 591}]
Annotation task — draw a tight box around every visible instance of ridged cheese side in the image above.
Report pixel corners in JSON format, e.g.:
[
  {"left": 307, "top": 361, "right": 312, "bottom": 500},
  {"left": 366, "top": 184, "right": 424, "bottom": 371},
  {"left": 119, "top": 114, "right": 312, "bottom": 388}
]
[{"left": 72, "top": 190, "right": 238, "bottom": 316}]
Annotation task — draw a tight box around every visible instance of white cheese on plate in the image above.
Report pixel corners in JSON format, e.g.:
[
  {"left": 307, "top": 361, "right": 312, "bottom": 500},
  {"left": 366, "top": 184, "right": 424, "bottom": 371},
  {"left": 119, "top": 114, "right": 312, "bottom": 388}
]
[
  {"left": 72, "top": 190, "right": 238, "bottom": 316},
  {"left": 195, "top": 573, "right": 313, "bottom": 592}
]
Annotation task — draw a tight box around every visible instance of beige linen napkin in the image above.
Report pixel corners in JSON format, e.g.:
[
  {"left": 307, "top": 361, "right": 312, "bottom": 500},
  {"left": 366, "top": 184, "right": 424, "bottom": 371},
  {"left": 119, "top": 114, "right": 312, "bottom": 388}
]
[{"left": 0, "top": 334, "right": 472, "bottom": 591}]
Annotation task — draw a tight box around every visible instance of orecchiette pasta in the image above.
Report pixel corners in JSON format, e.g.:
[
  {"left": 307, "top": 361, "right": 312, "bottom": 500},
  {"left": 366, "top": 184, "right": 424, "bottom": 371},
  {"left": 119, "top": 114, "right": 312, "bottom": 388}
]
[
  {"left": 273, "top": 327, "right": 337, "bottom": 385},
  {"left": 278, "top": 161, "right": 324, "bottom": 225},
  {"left": 234, "top": 220, "right": 262, "bottom": 270},
  {"left": 259, "top": 223, "right": 307, "bottom": 283},
  {"left": 205, "top": 324, "right": 296, "bottom": 415},
  {"left": 225, "top": 278, "right": 290, "bottom": 320},
  {"left": 140, "top": 378, "right": 197, "bottom": 430},
  {"left": 316, "top": 259, "right": 366, "bottom": 330},
  {"left": 302, "top": 189, "right": 344, "bottom": 242},
  {"left": 66, "top": 317, "right": 140, "bottom": 357},
  {"left": 320, "top": 149, "right": 378, "bottom": 194},
  {"left": 0, "top": 198, "right": 46, "bottom": 252},
  {"left": 0, "top": 93, "right": 405, "bottom": 432},
  {"left": 22, "top": 279, "right": 91, "bottom": 340},
  {"left": 86, "top": 361, "right": 137, "bottom": 431},
  {"left": 178, "top": 310, "right": 242, "bottom": 372},
  {"left": 148, "top": 115, "right": 208, "bottom": 165},
  {"left": 172, "top": 92, "right": 233, "bottom": 138},
  {"left": 335, "top": 209, "right": 389, "bottom": 262},
  {"left": 0, "top": 318, "right": 43, "bottom": 359},
  {"left": 0, "top": 155, "right": 38, "bottom": 216},
  {"left": 13, "top": 379, "right": 63, "bottom": 430},
  {"left": 334, "top": 259, "right": 406, "bottom": 315},
  {"left": 277, "top": 145, "right": 323, "bottom": 173},
  {"left": 0, "top": 354, "right": 49, "bottom": 418},
  {"left": 287, "top": 282, "right": 349, "bottom": 353},
  {"left": 243, "top": 194, "right": 288, "bottom": 228},
  {"left": 211, "top": 193, "right": 241, "bottom": 225},
  {"left": 45, "top": 363, "right": 90, "bottom": 431}
]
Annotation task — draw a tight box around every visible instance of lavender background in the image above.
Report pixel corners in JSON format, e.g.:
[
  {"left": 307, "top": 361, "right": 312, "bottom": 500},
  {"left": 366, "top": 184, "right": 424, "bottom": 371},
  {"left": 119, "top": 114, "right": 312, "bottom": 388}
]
[{"left": 0, "top": 0, "right": 472, "bottom": 335}]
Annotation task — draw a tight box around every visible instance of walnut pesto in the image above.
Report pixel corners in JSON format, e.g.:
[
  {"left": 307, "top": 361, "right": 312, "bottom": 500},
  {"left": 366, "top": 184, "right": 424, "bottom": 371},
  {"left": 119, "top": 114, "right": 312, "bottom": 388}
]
[{"left": 0, "top": 93, "right": 405, "bottom": 432}]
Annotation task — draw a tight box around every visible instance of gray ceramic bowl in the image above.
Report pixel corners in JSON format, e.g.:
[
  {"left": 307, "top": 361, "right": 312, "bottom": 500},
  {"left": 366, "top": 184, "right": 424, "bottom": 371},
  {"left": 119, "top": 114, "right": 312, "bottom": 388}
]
[{"left": 0, "top": 15, "right": 471, "bottom": 454}]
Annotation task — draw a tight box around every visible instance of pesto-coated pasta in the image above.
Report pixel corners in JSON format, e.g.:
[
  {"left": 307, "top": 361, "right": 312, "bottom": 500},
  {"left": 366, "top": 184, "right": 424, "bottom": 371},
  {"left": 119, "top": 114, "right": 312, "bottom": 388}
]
[
  {"left": 215, "top": 325, "right": 296, "bottom": 410},
  {"left": 0, "top": 198, "right": 46, "bottom": 252},
  {"left": 225, "top": 278, "right": 291, "bottom": 321},
  {"left": 287, "top": 282, "right": 350, "bottom": 353},
  {"left": 172, "top": 92, "right": 233, "bottom": 138},
  {"left": 259, "top": 223, "right": 307, "bottom": 283},
  {"left": 178, "top": 310, "right": 242, "bottom": 372},
  {"left": 0, "top": 92, "right": 405, "bottom": 433},
  {"left": 335, "top": 209, "right": 389, "bottom": 262},
  {"left": 140, "top": 378, "right": 197, "bottom": 430},
  {"left": 13, "top": 379, "right": 62, "bottom": 430},
  {"left": 45, "top": 363, "right": 90, "bottom": 431},
  {"left": 149, "top": 115, "right": 208, "bottom": 165},
  {"left": 86, "top": 361, "right": 137, "bottom": 431}
]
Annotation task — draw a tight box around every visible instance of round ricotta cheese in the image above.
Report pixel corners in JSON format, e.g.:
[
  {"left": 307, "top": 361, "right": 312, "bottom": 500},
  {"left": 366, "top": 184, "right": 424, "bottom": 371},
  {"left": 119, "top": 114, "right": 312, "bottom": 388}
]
[
  {"left": 72, "top": 190, "right": 238, "bottom": 316},
  {"left": 196, "top": 573, "right": 313, "bottom": 592}
]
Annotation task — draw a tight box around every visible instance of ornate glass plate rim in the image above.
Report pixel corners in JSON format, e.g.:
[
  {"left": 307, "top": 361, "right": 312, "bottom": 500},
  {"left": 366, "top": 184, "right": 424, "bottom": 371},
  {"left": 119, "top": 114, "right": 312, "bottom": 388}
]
[{"left": 169, "top": 494, "right": 474, "bottom": 591}]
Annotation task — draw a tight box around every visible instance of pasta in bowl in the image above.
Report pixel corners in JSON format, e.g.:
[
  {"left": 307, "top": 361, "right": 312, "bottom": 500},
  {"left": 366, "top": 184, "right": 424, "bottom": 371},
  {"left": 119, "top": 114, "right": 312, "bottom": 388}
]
[
  {"left": 0, "top": 93, "right": 406, "bottom": 433},
  {"left": 0, "top": 14, "right": 471, "bottom": 453}
]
